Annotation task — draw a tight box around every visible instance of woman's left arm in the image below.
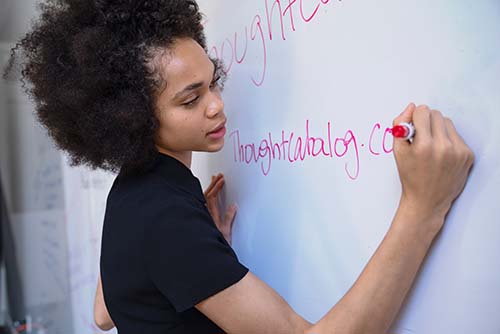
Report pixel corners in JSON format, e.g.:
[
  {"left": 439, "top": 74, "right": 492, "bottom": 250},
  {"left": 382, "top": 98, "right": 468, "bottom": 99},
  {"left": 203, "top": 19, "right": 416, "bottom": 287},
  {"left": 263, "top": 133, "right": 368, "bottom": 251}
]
[{"left": 94, "top": 274, "right": 115, "bottom": 331}]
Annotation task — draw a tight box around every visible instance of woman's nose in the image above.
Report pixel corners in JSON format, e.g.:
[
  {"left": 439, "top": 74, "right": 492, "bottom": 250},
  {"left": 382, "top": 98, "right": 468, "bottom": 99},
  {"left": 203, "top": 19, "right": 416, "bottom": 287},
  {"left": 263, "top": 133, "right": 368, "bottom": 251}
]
[{"left": 206, "top": 91, "right": 224, "bottom": 118}]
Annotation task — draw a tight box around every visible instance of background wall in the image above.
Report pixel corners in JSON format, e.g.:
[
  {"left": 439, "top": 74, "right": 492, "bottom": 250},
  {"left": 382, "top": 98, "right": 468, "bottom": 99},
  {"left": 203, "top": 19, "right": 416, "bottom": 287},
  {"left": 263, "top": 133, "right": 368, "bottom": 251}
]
[{"left": 0, "top": 1, "right": 113, "bottom": 333}]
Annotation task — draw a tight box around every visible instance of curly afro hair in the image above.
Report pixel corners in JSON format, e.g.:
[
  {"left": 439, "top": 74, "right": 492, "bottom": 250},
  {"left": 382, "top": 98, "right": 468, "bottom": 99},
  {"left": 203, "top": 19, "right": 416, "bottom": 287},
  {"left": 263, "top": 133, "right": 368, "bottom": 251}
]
[{"left": 4, "top": 0, "right": 210, "bottom": 173}]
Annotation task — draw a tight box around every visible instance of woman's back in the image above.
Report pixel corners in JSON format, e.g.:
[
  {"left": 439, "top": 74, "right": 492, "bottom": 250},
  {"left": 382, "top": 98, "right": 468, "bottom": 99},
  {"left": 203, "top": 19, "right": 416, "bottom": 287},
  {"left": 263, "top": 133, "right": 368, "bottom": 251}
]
[{"left": 101, "top": 153, "right": 247, "bottom": 333}]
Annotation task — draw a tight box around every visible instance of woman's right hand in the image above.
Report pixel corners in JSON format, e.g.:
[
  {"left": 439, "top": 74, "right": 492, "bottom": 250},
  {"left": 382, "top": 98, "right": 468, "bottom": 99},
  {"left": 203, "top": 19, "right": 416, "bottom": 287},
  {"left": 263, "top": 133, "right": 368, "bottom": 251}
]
[{"left": 392, "top": 103, "right": 475, "bottom": 236}]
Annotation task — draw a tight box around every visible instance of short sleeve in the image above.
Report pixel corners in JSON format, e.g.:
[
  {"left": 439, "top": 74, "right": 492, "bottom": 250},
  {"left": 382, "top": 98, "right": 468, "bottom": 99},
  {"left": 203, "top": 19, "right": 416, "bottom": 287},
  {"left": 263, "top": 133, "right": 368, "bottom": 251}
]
[{"left": 144, "top": 198, "right": 249, "bottom": 313}]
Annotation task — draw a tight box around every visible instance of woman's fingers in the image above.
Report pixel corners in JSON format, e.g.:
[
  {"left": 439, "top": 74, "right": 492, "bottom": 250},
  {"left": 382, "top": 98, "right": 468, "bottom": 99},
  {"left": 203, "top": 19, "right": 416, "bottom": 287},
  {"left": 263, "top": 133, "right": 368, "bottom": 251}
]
[
  {"left": 392, "top": 102, "right": 415, "bottom": 127},
  {"left": 430, "top": 109, "right": 449, "bottom": 142},
  {"left": 206, "top": 176, "right": 225, "bottom": 200},
  {"left": 204, "top": 174, "right": 226, "bottom": 226},
  {"left": 224, "top": 204, "right": 237, "bottom": 226},
  {"left": 393, "top": 103, "right": 416, "bottom": 151},
  {"left": 444, "top": 118, "right": 475, "bottom": 169},
  {"left": 222, "top": 204, "right": 238, "bottom": 245},
  {"left": 203, "top": 173, "right": 222, "bottom": 196},
  {"left": 207, "top": 173, "right": 223, "bottom": 191},
  {"left": 203, "top": 176, "right": 238, "bottom": 245},
  {"left": 203, "top": 178, "right": 215, "bottom": 198},
  {"left": 204, "top": 173, "right": 224, "bottom": 199},
  {"left": 412, "top": 104, "right": 433, "bottom": 144},
  {"left": 444, "top": 117, "right": 466, "bottom": 146}
]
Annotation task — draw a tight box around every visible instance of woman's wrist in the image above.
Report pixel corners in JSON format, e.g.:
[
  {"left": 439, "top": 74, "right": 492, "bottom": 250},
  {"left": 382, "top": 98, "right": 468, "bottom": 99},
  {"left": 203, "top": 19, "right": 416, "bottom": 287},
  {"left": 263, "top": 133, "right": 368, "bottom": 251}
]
[{"left": 393, "top": 197, "right": 447, "bottom": 243}]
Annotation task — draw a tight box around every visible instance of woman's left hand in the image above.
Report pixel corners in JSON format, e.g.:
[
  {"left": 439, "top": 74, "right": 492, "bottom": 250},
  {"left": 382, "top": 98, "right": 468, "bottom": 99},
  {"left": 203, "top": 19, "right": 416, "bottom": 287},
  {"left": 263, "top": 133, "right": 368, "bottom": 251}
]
[{"left": 204, "top": 173, "right": 237, "bottom": 246}]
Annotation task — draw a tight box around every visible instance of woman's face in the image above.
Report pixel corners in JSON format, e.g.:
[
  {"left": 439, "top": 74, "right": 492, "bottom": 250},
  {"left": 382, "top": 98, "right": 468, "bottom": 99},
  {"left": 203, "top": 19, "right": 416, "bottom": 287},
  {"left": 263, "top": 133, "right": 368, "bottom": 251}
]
[{"left": 153, "top": 38, "right": 226, "bottom": 165}]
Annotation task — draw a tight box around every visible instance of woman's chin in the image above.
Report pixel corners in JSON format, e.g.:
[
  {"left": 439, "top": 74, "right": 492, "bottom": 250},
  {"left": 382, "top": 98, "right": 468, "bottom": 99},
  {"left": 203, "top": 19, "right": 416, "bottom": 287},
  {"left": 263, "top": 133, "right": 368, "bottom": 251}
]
[{"left": 203, "top": 140, "right": 225, "bottom": 153}]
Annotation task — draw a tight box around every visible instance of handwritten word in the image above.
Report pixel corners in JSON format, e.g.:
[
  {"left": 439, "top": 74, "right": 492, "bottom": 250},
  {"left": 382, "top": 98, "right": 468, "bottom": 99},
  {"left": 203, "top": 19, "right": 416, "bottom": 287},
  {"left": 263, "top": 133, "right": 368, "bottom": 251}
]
[
  {"left": 229, "top": 120, "right": 394, "bottom": 179},
  {"left": 209, "top": 0, "right": 343, "bottom": 86}
]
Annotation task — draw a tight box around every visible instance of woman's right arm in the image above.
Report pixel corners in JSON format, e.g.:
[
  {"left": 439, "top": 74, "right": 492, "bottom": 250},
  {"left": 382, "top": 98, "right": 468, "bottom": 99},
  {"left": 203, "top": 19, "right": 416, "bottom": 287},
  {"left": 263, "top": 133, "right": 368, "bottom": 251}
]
[
  {"left": 94, "top": 274, "right": 115, "bottom": 331},
  {"left": 194, "top": 104, "right": 474, "bottom": 334}
]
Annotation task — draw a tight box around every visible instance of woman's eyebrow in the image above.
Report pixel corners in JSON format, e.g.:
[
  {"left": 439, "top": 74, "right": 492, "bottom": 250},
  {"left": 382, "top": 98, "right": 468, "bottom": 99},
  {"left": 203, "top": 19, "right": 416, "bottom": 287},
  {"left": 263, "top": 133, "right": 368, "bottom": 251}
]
[
  {"left": 172, "top": 61, "right": 217, "bottom": 101},
  {"left": 172, "top": 81, "right": 204, "bottom": 101}
]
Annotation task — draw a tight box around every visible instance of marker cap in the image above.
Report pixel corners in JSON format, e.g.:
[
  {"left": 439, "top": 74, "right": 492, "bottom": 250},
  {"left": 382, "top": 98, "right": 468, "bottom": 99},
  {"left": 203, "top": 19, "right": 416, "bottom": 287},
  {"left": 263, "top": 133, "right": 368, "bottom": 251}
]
[{"left": 391, "top": 122, "right": 415, "bottom": 140}]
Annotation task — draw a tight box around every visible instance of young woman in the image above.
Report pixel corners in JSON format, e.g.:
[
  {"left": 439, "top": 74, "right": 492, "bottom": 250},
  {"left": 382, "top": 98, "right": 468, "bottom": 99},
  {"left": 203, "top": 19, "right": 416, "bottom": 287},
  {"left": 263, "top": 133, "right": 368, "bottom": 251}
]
[{"left": 6, "top": 1, "right": 474, "bottom": 333}]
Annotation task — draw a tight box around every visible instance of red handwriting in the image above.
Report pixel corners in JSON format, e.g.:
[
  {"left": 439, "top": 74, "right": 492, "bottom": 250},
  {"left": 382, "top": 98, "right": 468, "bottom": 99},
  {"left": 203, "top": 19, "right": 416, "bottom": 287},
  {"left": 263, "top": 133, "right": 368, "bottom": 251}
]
[
  {"left": 209, "top": 0, "right": 344, "bottom": 86},
  {"left": 368, "top": 123, "right": 394, "bottom": 155},
  {"left": 229, "top": 120, "right": 393, "bottom": 180}
]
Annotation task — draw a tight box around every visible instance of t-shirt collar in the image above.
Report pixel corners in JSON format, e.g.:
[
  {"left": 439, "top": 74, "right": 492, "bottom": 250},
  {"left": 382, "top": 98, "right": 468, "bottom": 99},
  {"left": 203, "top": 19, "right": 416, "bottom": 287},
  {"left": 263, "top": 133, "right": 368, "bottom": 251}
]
[{"left": 155, "top": 152, "right": 206, "bottom": 204}]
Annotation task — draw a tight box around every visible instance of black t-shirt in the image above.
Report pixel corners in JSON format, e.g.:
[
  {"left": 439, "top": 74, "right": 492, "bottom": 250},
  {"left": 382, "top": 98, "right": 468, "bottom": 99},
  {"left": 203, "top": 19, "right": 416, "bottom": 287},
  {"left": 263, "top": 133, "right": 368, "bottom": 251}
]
[{"left": 100, "top": 152, "right": 249, "bottom": 334}]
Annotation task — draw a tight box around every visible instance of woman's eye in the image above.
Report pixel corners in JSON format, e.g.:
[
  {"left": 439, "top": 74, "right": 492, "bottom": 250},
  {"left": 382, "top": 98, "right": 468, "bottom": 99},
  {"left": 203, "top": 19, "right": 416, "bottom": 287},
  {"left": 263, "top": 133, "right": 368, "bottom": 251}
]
[{"left": 182, "top": 96, "right": 199, "bottom": 107}]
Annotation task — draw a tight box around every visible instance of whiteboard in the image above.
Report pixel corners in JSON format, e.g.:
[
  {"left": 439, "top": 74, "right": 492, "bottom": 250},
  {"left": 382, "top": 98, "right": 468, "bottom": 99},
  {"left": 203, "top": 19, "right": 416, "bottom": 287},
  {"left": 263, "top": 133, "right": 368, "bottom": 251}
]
[{"left": 193, "top": 1, "right": 500, "bottom": 333}]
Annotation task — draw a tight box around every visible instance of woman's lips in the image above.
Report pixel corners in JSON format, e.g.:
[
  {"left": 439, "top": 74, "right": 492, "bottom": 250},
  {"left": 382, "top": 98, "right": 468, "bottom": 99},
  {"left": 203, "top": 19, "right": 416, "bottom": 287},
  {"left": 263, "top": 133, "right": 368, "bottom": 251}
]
[{"left": 207, "top": 125, "right": 227, "bottom": 139}]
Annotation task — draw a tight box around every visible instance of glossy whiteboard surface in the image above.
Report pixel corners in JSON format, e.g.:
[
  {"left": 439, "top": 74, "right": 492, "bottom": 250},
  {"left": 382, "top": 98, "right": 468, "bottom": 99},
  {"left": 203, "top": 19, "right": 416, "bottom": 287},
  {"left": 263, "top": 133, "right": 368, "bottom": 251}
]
[{"left": 193, "top": 1, "right": 500, "bottom": 333}]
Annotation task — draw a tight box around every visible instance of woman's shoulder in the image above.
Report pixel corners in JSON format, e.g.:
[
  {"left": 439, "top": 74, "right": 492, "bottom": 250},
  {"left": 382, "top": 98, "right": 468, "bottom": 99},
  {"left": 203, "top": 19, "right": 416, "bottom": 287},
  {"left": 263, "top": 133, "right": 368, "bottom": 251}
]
[
  {"left": 101, "top": 168, "right": 187, "bottom": 244},
  {"left": 107, "top": 164, "right": 202, "bottom": 215}
]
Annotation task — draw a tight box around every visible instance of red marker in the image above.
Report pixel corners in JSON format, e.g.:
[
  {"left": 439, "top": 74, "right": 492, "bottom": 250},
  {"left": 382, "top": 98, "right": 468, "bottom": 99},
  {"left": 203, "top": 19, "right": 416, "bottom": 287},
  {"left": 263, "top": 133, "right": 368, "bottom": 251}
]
[{"left": 391, "top": 122, "right": 415, "bottom": 140}]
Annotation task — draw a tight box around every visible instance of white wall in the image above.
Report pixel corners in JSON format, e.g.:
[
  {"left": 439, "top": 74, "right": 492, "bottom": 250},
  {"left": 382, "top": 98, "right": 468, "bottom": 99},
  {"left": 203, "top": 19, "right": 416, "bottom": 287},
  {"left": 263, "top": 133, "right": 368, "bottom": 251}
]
[
  {"left": 1, "top": 2, "right": 75, "bottom": 332},
  {"left": 0, "top": 0, "right": 38, "bottom": 42}
]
